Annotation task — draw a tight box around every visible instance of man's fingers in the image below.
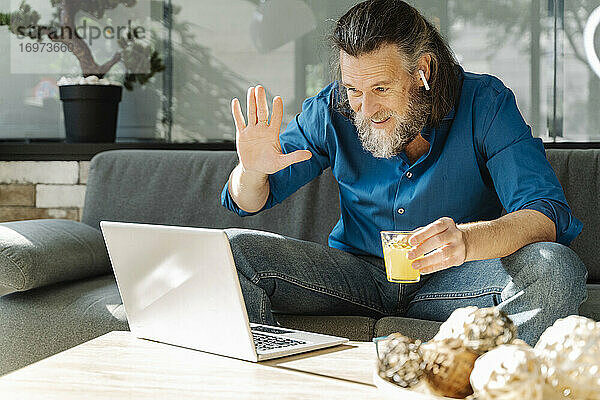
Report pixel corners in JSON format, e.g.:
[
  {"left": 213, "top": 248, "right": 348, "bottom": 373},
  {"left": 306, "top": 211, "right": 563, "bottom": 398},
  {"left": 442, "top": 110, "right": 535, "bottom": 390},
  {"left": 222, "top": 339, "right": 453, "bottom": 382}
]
[
  {"left": 271, "top": 96, "right": 284, "bottom": 129},
  {"left": 255, "top": 85, "right": 269, "bottom": 124},
  {"left": 231, "top": 98, "right": 246, "bottom": 133},
  {"left": 277, "top": 150, "right": 312, "bottom": 170},
  {"left": 412, "top": 243, "right": 464, "bottom": 273},
  {"left": 412, "top": 248, "right": 443, "bottom": 271},
  {"left": 408, "top": 229, "right": 453, "bottom": 259},
  {"left": 247, "top": 87, "right": 257, "bottom": 126},
  {"left": 408, "top": 217, "right": 452, "bottom": 246}
]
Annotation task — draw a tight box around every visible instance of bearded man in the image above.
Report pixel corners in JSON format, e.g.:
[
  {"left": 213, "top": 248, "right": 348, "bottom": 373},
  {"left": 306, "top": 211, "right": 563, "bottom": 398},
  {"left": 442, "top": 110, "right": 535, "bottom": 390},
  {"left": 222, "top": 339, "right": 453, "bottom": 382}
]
[{"left": 221, "top": 0, "right": 587, "bottom": 346}]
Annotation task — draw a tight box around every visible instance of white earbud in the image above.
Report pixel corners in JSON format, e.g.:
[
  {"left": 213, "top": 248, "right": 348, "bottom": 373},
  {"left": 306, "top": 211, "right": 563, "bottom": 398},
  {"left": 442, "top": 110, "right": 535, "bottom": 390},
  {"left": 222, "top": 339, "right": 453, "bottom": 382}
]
[{"left": 419, "top": 70, "right": 430, "bottom": 91}]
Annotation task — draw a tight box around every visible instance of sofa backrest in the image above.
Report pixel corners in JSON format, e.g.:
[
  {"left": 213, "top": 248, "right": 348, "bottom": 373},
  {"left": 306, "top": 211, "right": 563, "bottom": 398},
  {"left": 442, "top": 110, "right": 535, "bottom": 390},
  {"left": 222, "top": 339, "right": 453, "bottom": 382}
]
[
  {"left": 82, "top": 149, "right": 598, "bottom": 283},
  {"left": 546, "top": 149, "right": 599, "bottom": 283},
  {"left": 81, "top": 150, "right": 341, "bottom": 247}
]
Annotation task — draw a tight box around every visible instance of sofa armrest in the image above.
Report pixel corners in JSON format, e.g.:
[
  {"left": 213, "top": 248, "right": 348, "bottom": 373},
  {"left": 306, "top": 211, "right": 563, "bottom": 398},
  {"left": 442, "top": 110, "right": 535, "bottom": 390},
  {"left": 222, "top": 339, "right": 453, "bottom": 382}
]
[{"left": 0, "top": 219, "right": 111, "bottom": 296}]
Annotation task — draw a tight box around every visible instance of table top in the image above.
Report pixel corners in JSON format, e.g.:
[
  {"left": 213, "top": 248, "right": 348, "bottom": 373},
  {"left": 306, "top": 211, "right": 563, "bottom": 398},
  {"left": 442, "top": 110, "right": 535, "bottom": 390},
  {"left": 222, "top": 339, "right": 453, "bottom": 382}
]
[{"left": 0, "top": 331, "right": 383, "bottom": 399}]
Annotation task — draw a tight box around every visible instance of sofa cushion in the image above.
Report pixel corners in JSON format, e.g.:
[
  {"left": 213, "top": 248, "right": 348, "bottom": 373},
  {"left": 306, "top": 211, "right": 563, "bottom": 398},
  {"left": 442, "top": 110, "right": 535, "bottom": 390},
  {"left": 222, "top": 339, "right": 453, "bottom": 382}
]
[
  {"left": 580, "top": 284, "right": 600, "bottom": 321},
  {"left": 0, "top": 273, "right": 128, "bottom": 376},
  {"left": 0, "top": 219, "right": 111, "bottom": 296},
  {"left": 81, "top": 150, "right": 341, "bottom": 246},
  {"left": 374, "top": 317, "right": 442, "bottom": 341}
]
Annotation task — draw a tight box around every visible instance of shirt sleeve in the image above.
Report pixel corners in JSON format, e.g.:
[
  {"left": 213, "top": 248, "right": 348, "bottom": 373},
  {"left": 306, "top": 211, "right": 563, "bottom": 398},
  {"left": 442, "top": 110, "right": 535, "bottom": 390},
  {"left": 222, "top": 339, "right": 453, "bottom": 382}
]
[
  {"left": 220, "top": 93, "right": 331, "bottom": 217},
  {"left": 478, "top": 87, "right": 583, "bottom": 245}
]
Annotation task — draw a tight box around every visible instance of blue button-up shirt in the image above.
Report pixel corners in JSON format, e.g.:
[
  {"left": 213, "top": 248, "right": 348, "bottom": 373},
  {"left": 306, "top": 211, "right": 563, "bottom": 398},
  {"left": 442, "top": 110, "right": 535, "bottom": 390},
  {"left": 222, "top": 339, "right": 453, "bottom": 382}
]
[{"left": 221, "top": 66, "right": 582, "bottom": 257}]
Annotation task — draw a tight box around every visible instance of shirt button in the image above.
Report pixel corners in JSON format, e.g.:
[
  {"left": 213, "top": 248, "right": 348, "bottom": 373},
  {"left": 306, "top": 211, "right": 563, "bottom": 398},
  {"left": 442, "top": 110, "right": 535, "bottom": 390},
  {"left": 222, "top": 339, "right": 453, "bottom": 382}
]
[
  {"left": 406, "top": 172, "right": 413, "bottom": 179},
  {"left": 397, "top": 208, "right": 405, "bottom": 214}
]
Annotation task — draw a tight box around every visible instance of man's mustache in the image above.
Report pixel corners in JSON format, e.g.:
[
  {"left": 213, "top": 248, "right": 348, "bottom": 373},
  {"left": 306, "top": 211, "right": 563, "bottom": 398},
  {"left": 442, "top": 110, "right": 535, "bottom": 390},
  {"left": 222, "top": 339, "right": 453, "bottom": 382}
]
[{"left": 354, "top": 110, "right": 400, "bottom": 125}]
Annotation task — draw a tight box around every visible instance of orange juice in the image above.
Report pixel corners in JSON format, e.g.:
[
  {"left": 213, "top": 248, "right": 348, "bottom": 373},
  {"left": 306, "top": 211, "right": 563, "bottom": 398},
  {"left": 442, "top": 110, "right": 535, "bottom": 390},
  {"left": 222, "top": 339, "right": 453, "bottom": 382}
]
[{"left": 381, "top": 231, "right": 422, "bottom": 283}]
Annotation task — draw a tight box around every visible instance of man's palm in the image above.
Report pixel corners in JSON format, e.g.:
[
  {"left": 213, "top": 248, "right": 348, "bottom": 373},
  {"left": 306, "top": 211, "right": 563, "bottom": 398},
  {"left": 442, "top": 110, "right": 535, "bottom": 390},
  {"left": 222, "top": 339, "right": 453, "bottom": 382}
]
[{"left": 231, "top": 86, "right": 312, "bottom": 175}]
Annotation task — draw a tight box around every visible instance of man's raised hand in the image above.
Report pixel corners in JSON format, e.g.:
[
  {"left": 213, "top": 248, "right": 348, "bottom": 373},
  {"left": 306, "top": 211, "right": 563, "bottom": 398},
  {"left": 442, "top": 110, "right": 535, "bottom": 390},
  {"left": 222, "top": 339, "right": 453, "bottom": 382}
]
[{"left": 231, "top": 85, "right": 312, "bottom": 175}]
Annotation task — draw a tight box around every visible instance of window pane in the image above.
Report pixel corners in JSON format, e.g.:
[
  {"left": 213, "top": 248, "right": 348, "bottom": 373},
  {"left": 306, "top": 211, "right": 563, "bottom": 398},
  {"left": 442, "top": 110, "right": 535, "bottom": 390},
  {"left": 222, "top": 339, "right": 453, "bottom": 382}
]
[
  {"left": 562, "top": 1, "right": 600, "bottom": 141},
  {"left": 0, "top": 15, "right": 64, "bottom": 140},
  {"left": 170, "top": 0, "right": 550, "bottom": 142},
  {"left": 1, "top": 0, "right": 598, "bottom": 143},
  {"left": 0, "top": 0, "right": 167, "bottom": 141},
  {"left": 416, "top": 0, "right": 549, "bottom": 140},
  {"left": 169, "top": 0, "right": 295, "bottom": 142}
]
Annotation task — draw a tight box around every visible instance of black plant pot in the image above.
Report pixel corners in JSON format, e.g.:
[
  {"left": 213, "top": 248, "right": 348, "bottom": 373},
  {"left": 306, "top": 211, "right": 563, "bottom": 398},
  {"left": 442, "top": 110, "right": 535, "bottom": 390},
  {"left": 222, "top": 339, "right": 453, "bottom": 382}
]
[{"left": 59, "top": 84, "right": 123, "bottom": 143}]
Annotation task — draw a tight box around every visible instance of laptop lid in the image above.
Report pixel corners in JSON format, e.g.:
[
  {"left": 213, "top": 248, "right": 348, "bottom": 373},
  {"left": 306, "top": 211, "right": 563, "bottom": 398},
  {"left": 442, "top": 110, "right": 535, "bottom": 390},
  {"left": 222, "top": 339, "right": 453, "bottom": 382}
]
[{"left": 100, "top": 221, "right": 259, "bottom": 362}]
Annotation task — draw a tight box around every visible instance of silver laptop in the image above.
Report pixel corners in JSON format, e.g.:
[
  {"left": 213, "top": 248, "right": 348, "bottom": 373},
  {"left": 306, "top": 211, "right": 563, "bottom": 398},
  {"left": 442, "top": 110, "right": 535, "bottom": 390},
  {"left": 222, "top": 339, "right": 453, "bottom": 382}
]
[{"left": 100, "top": 221, "right": 349, "bottom": 362}]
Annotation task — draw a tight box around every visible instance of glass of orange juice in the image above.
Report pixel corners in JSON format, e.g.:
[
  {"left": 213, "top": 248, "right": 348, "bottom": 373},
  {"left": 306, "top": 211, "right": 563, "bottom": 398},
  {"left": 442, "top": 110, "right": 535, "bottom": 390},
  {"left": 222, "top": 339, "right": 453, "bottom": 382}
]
[{"left": 380, "top": 231, "right": 423, "bottom": 283}]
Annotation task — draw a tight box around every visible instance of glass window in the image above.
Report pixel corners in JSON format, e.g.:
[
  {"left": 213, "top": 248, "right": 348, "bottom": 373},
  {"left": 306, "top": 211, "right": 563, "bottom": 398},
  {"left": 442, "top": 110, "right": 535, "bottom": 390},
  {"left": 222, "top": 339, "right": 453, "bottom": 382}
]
[
  {"left": 562, "top": 0, "right": 600, "bottom": 141},
  {"left": 445, "top": 0, "right": 548, "bottom": 140},
  {"left": 0, "top": 0, "right": 167, "bottom": 141},
  {"left": 1, "top": 0, "right": 599, "bottom": 143}
]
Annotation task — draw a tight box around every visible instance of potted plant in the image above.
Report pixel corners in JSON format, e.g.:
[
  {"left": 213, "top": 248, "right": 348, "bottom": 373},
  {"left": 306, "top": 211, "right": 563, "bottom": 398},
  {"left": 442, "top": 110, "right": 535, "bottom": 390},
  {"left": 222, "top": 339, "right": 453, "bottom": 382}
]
[{"left": 0, "top": 0, "right": 165, "bottom": 142}]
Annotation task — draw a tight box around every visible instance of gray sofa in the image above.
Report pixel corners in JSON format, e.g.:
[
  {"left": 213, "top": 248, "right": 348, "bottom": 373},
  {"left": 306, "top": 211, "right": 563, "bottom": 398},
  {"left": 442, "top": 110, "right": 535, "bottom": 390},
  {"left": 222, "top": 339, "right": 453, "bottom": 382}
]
[{"left": 0, "top": 149, "right": 598, "bottom": 376}]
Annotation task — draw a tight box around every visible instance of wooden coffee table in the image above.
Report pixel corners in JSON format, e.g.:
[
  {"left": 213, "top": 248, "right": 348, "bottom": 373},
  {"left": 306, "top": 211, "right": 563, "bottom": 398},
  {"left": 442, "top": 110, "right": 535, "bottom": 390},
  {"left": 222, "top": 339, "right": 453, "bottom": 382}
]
[{"left": 0, "top": 331, "right": 383, "bottom": 399}]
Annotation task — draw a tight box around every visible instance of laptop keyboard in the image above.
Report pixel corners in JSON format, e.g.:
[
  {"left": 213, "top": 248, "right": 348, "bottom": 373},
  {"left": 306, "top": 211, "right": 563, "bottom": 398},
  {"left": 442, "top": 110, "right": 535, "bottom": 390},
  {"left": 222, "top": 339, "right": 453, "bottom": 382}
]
[{"left": 251, "top": 331, "right": 307, "bottom": 352}]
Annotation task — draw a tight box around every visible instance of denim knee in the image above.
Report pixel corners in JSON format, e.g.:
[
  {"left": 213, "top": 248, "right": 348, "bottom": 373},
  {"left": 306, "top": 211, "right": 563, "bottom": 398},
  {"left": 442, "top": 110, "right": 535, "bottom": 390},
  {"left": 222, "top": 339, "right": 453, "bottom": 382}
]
[
  {"left": 225, "top": 228, "right": 284, "bottom": 242},
  {"left": 225, "top": 228, "right": 282, "bottom": 253},
  {"left": 504, "top": 242, "right": 588, "bottom": 307},
  {"left": 224, "top": 228, "right": 266, "bottom": 275},
  {"left": 224, "top": 228, "right": 259, "bottom": 243}
]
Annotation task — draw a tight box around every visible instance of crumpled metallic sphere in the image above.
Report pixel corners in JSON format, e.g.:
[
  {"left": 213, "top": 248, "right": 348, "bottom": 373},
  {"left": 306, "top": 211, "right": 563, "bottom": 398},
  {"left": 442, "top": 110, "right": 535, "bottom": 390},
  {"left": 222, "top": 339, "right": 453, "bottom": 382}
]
[
  {"left": 534, "top": 315, "right": 600, "bottom": 399},
  {"left": 376, "top": 332, "right": 424, "bottom": 388},
  {"left": 434, "top": 306, "right": 517, "bottom": 354},
  {"left": 469, "top": 343, "right": 551, "bottom": 400}
]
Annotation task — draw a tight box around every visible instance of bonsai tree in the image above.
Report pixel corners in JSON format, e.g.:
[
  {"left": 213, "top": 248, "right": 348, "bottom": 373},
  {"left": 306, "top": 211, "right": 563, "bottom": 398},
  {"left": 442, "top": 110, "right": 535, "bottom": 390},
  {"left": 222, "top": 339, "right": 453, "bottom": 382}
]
[{"left": 0, "top": 0, "right": 165, "bottom": 90}]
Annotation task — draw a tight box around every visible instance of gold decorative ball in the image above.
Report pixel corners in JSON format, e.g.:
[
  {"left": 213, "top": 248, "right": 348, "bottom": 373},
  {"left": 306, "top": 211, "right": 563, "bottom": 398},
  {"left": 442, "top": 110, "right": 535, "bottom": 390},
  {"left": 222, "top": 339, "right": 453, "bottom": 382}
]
[{"left": 421, "top": 338, "right": 479, "bottom": 399}]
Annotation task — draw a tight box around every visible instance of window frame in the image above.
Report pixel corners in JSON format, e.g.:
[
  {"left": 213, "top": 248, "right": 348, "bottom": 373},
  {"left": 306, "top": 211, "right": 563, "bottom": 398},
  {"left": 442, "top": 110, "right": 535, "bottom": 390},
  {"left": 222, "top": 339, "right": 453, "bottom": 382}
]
[{"left": 0, "top": 141, "right": 236, "bottom": 161}]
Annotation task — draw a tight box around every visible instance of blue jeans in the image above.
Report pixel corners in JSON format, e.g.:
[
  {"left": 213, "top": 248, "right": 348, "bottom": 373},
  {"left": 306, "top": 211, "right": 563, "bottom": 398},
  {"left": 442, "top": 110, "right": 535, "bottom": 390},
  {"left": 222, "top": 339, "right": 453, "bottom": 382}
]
[{"left": 225, "top": 228, "right": 588, "bottom": 346}]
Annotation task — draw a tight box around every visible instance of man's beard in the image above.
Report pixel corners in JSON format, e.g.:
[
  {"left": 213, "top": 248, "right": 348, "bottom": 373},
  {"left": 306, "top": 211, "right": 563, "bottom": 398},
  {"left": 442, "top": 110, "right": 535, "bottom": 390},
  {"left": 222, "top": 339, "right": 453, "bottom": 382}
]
[{"left": 353, "top": 83, "right": 432, "bottom": 159}]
